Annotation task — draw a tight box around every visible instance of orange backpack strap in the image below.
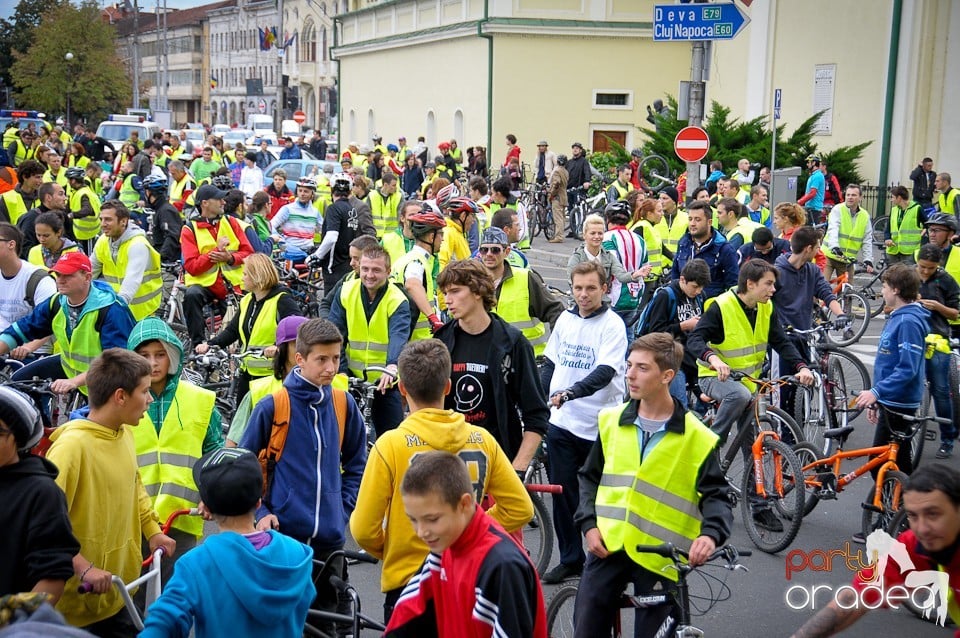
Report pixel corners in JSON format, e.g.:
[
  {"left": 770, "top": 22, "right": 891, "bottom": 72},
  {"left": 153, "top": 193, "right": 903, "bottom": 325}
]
[
  {"left": 331, "top": 388, "right": 347, "bottom": 448},
  {"left": 258, "top": 388, "right": 291, "bottom": 502}
]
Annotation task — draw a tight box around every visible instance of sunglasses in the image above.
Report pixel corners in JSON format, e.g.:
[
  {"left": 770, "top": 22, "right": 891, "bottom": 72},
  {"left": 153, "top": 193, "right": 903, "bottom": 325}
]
[{"left": 478, "top": 246, "right": 503, "bottom": 255}]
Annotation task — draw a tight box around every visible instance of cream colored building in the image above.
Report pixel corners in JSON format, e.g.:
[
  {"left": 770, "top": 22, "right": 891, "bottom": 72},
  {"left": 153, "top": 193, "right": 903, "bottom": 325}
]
[
  {"left": 280, "top": 0, "right": 343, "bottom": 133},
  {"left": 333, "top": 0, "right": 690, "bottom": 162},
  {"left": 687, "top": 0, "right": 958, "bottom": 185}
]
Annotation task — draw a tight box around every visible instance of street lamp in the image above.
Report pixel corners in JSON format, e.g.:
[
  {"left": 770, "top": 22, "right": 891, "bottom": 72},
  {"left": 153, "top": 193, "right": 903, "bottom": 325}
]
[{"left": 64, "top": 52, "right": 74, "bottom": 129}]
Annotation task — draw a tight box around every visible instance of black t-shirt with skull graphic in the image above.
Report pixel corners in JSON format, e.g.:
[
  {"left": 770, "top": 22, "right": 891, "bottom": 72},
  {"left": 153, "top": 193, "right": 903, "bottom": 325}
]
[{"left": 445, "top": 322, "right": 495, "bottom": 433}]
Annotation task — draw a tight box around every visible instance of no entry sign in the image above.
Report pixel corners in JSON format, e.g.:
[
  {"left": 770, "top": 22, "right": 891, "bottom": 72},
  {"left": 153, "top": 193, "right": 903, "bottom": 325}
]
[{"left": 674, "top": 126, "right": 710, "bottom": 163}]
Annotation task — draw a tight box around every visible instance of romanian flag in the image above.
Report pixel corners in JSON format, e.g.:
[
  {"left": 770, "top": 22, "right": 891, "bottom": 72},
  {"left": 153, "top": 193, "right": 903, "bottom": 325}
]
[
  {"left": 264, "top": 26, "right": 277, "bottom": 49},
  {"left": 258, "top": 27, "right": 268, "bottom": 51},
  {"left": 210, "top": 74, "right": 218, "bottom": 89}
]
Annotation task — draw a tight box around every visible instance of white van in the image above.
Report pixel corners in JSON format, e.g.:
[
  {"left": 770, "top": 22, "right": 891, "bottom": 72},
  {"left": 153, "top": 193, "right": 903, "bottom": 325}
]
[
  {"left": 96, "top": 115, "right": 162, "bottom": 152},
  {"left": 280, "top": 119, "right": 302, "bottom": 138},
  {"left": 246, "top": 114, "right": 275, "bottom": 137}
]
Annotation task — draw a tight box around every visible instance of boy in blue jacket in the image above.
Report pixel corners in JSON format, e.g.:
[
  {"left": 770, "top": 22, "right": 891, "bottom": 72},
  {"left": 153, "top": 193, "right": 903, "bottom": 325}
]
[
  {"left": 853, "top": 264, "right": 928, "bottom": 541},
  {"left": 238, "top": 318, "right": 367, "bottom": 621},
  {"left": 140, "top": 447, "right": 315, "bottom": 638}
]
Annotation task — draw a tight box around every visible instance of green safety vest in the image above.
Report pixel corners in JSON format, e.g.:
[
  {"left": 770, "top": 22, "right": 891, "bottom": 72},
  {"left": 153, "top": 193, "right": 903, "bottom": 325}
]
[
  {"left": 611, "top": 180, "right": 634, "bottom": 201},
  {"left": 93, "top": 233, "right": 162, "bottom": 320},
  {"left": 28, "top": 242, "right": 79, "bottom": 270},
  {"left": 341, "top": 278, "right": 407, "bottom": 381},
  {"left": 745, "top": 206, "right": 770, "bottom": 227},
  {"left": 118, "top": 173, "right": 140, "bottom": 208},
  {"left": 381, "top": 229, "right": 412, "bottom": 265},
  {"left": 43, "top": 167, "right": 69, "bottom": 190},
  {"left": 237, "top": 292, "right": 284, "bottom": 377},
  {"left": 595, "top": 402, "right": 718, "bottom": 580},
  {"left": 631, "top": 219, "right": 663, "bottom": 280},
  {"left": 493, "top": 267, "right": 548, "bottom": 356},
  {"left": 12, "top": 139, "right": 36, "bottom": 166},
  {"left": 249, "top": 375, "right": 283, "bottom": 409},
  {"left": 133, "top": 382, "right": 215, "bottom": 537},
  {"left": 70, "top": 187, "right": 102, "bottom": 241},
  {"left": 391, "top": 249, "right": 436, "bottom": 341},
  {"left": 697, "top": 290, "right": 771, "bottom": 393},
  {"left": 916, "top": 246, "right": 960, "bottom": 327},
  {"left": 169, "top": 175, "right": 195, "bottom": 210},
  {"left": 49, "top": 295, "right": 109, "bottom": 391},
  {"left": 887, "top": 202, "right": 922, "bottom": 256},
  {"left": 836, "top": 204, "right": 870, "bottom": 260},
  {"left": 655, "top": 211, "right": 689, "bottom": 268},
  {"left": 369, "top": 189, "right": 402, "bottom": 239},
  {"left": 727, "top": 217, "right": 762, "bottom": 246},
  {"left": 939, "top": 188, "right": 960, "bottom": 215},
  {"left": 1, "top": 189, "right": 36, "bottom": 224}
]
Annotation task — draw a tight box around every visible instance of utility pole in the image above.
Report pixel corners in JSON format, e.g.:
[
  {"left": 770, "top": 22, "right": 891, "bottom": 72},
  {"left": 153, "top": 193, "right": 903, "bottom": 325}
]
[
  {"left": 132, "top": 0, "right": 140, "bottom": 108},
  {"left": 685, "top": 40, "right": 706, "bottom": 195},
  {"left": 276, "top": 0, "right": 284, "bottom": 131},
  {"left": 162, "top": 0, "right": 169, "bottom": 111}
]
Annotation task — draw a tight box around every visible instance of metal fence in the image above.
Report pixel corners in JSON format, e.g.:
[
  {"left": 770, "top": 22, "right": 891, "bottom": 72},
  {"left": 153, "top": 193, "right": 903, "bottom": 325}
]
[{"left": 860, "top": 183, "right": 898, "bottom": 220}]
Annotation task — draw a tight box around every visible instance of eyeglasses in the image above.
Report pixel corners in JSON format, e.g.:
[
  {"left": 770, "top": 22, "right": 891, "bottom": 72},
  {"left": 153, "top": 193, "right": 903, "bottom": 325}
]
[
  {"left": 0, "top": 428, "right": 12, "bottom": 437},
  {"left": 478, "top": 246, "right": 503, "bottom": 255}
]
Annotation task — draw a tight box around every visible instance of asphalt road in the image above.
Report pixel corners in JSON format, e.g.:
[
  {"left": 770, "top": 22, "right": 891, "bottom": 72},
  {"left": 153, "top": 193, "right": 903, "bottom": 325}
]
[{"left": 202, "top": 235, "right": 955, "bottom": 636}]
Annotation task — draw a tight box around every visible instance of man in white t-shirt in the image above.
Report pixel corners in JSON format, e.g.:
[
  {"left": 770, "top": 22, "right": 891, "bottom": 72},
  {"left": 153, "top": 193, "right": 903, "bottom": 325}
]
[
  {"left": 0, "top": 223, "right": 56, "bottom": 358},
  {"left": 540, "top": 259, "right": 627, "bottom": 584}
]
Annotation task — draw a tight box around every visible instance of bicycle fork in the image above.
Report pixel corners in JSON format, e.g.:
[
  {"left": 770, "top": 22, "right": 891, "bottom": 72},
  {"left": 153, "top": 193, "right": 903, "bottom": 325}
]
[{"left": 750, "top": 431, "right": 784, "bottom": 500}]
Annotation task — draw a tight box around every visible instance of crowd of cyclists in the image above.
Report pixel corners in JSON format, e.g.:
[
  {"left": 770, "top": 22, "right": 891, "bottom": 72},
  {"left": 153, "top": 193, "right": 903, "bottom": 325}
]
[{"left": 1, "top": 120, "right": 960, "bottom": 638}]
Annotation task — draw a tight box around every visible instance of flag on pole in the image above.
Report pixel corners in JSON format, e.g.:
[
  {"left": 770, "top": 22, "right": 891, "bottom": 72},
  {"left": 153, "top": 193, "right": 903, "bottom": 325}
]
[
  {"left": 265, "top": 26, "right": 277, "bottom": 49},
  {"left": 210, "top": 74, "right": 218, "bottom": 89},
  {"left": 258, "top": 27, "right": 268, "bottom": 51},
  {"left": 283, "top": 31, "right": 297, "bottom": 49}
]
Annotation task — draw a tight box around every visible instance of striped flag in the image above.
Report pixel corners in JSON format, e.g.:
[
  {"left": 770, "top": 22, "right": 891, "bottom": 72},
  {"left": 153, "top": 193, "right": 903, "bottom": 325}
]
[{"left": 210, "top": 74, "right": 218, "bottom": 89}]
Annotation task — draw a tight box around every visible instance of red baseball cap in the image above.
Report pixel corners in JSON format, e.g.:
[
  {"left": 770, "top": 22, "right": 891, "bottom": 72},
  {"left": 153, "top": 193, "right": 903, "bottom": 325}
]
[{"left": 51, "top": 251, "right": 92, "bottom": 275}]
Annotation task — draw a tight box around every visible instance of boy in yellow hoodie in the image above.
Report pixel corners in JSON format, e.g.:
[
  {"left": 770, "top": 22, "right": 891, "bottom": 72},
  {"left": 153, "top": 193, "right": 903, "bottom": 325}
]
[
  {"left": 46, "top": 348, "right": 176, "bottom": 635},
  {"left": 350, "top": 339, "right": 533, "bottom": 623}
]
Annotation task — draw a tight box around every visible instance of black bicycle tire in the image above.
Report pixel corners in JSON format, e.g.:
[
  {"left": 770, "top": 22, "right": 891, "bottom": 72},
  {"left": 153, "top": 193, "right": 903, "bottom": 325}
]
[
  {"left": 861, "top": 469, "right": 908, "bottom": 541},
  {"left": 740, "top": 437, "right": 805, "bottom": 554},
  {"left": 792, "top": 385, "right": 825, "bottom": 456},
  {"left": 542, "top": 205, "right": 557, "bottom": 240},
  {"left": 639, "top": 154, "right": 671, "bottom": 190},
  {"left": 790, "top": 442, "right": 823, "bottom": 517},
  {"left": 819, "top": 346, "right": 871, "bottom": 421},
  {"left": 872, "top": 215, "right": 888, "bottom": 235},
  {"left": 545, "top": 582, "right": 579, "bottom": 637},
  {"left": 571, "top": 204, "right": 585, "bottom": 240},
  {"left": 528, "top": 202, "right": 542, "bottom": 239},
  {"left": 764, "top": 406, "right": 805, "bottom": 447},
  {"left": 825, "top": 357, "right": 849, "bottom": 433},
  {"left": 525, "top": 493, "right": 554, "bottom": 577},
  {"left": 856, "top": 277, "right": 886, "bottom": 319},
  {"left": 824, "top": 291, "right": 870, "bottom": 346},
  {"left": 911, "top": 387, "right": 929, "bottom": 469}
]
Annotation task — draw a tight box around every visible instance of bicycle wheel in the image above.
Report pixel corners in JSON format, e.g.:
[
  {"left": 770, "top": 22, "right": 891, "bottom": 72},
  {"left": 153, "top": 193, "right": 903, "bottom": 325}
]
[
  {"left": 857, "top": 280, "right": 886, "bottom": 319},
  {"left": 762, "top": 406, "right": 805, "bottom": 447},
  {"left": 527, "top": 202, "right": 541, "bottom": 239},
  {"left": 524, "top": 493, "right": 554, "bottom": 577},
  {"left": 792, "top": 385, "right": 825, "bottom": 455},
  {"left": 571, "top": 203, "right": 586, "bottom": 240},
  {"left": 911, "top": 387, "right": 930, "bottom": 469},
  {"left": 825, "top": 357, "right": 849, "bottom": 434},
  {"left": 821, "top": 346, "right": 871, "bottom": 421},
  {"left": 861, "top": 469, "right": 908, "bottom": 541},
  {"left": 639, "top": 154, "right": 671, "bottom": 190},
  {"left": 545, "top": 582, "right": 579, "bottom": 638},
  {"left": 541, "top": 205, "right": 557, "bottom": 240},
  {"left": 825, "top": 291, "right": 870, "bottom": 346},
  {"left": 740, "top": 437, "right": 805, "bottom": 553},
  {"left": 790, "top": 442, "right": 823, "bottom": 517}
]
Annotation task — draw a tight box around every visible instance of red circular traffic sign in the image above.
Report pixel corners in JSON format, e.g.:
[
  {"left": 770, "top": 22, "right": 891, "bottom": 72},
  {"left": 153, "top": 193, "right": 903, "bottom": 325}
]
[
  {"left": 292, "top": 110, "right": 307, "bottom": 125},
  {"left": 674, "top": 126, "right": 710, "bottom": 163}
]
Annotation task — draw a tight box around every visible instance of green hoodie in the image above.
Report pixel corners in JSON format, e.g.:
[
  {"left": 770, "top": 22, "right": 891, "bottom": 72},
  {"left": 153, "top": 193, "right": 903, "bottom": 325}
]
[{"left": 127, "top": 317, "right": 224, "bottom": 452}]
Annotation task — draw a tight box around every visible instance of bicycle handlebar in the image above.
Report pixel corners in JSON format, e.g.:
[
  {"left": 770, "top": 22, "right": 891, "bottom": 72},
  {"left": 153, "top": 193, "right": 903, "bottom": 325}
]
[{"left": 634, "top": 542, "right": 752, "bottom": 568}]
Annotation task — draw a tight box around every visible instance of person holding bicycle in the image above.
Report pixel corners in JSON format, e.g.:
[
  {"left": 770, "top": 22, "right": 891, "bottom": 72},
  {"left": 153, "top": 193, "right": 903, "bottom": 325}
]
[
  {"left": 916, "top": 244, "right": 960, "bottom": 458},
  {"left": 823, "top": 184, "right": 874, "bottom": 283},
  {"left": 573, "top": 333, "right": 733, "bottom": 638},
  {"left": 853, "top": 264, "right": 928, "bottom": 541},
  {"left": 791, "top": 463, "right": 960, "bottom": 637},
  {"left": 688, "top": 260, "right": 815, "bottom": 530},
  {"left": 919, "top": 214, "right": 960, "bottom": 313}
]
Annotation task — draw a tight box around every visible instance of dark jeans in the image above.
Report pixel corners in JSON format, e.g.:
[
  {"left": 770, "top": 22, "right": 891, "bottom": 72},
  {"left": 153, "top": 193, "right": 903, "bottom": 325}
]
[
  {"left": 546, "top": 424, "right": 594, "bottom": 570},
  {"left": 183, "top": 284, "right": 217, "bottom": 346},
  {"left": 927, "top": 351, "right": 957, "bottom": 444},
  {"left": 871, "top": 405, "right": 916, "bottom": 478},
  {"left": 383, "top": 586, "right": 403, "bottom": 624},
  {"left": 323, "top": 263, "right": 352, "bottom": 296},
  {"left": 371, "top": 386, "right": 403, "bottom": 438},
  {"left": 82, "top": 607, "right": 139, "bottom": 638},
  {"left": 573, "top": 551, "right": 678, "bottom": 638}
]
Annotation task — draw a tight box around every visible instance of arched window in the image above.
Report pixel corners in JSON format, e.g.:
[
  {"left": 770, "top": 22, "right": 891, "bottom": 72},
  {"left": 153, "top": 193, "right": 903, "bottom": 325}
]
[
  {"left": 301, "top": 20, "right": 317, "bottom": 63},
  {"left": 367, "top": 109, "right": 375, "bottom": 141},
  {"left": 229, "top": 102, "right": 237, "bottom": 126},
  {"left": 321, "top": 27, "right": 328, "bottom": 62},
  {"left": 454, "top": 110, "right": 464, "bottom": 146},
  {"left": 349, "top": 109, "right": 356, "bottom": 142},
  {"left": 426, "top": 111, "right": 436, "bottom": 150}
]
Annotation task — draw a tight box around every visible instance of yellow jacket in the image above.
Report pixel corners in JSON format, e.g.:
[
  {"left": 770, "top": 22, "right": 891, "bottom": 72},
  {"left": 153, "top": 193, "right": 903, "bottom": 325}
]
[
  {"left": 437, "top": 219, "right": 471, "bottom": 310},
  {"left": 349, "top": 408, "right": 533, "bottom": 592},
  {"left": 47, "top": 419, "right": 162, "bottom": 628}
]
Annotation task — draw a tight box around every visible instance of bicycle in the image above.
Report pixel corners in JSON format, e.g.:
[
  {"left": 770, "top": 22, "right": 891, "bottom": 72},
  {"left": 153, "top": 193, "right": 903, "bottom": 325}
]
[
  {"left": 522, "top": 445, "right": 562, "bottom": 577},
  {"left": 702, "top": 372, "right": 807, "bottom": 552},
  {"left": 567, "top": 181, "right": 607, "bottom": 240},
  {"left": 786, "top": 322, "right": 872, "bottom": 455},
  {"left": 818, "top": 257, "right": 871, "bottom": 346},
  {"left": 78, "top": 508, "right": 199, "bottom": 631},
  {"left": 848, "top": 260, "right": 889, "bottom": 319},
  {"left": 303, "top": 549, "right": 385, "bottom": 638},
  {"left": 345, "top": 364, "right": 395, "bottom": 450},
  {"left": 182, "top": 346, "right": 265, "bottom": 428},
  {"left": 160, "top": 264, "right": 240, "bottom": 348},
  {"left": 545, "top": 543, "right": 751, "bottom": 638},
  {"left": 790, "top": 405, "right": 948, "bottom": 539},
  {"left": 636, "top": 153, "right": 676, "bottom": 193},
  {"left": 6, "top": 377, "right": 87, "bottom": 455},
  {"left": 521, "top": 181, "right": 556, "bottom": 242}
]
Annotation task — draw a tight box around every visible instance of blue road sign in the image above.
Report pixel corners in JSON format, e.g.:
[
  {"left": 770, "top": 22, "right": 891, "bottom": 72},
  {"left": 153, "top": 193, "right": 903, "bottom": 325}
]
[
  {"left": 653, "top": 3, "right": 751, "bottom": 42},
  {"left": 774, "top": 88, "right": 782, "bottom": 109}
]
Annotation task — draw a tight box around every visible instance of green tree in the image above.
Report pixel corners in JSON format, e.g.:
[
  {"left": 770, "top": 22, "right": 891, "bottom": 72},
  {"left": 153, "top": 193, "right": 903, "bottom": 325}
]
[
  {"left": 0, "top": 0, "right": 64, "bottom": 87},
  {"left": 10, "top": 1, "right": 131, "bottom": 119},
  {"left": 636, "top": 96, "right": 870, "bottom": 190}
]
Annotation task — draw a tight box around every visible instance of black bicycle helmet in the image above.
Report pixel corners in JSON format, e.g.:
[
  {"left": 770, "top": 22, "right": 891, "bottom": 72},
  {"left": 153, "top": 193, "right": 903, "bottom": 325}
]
[
  {"left": 631, "top": 148, "right": 643, "bottom": 159},
  {"left": 408, "top": 210, "right": 447, "bottom": 238},
  {"left": 65, "top": 166, "right": 86, "bottom": 181},
  {"left": 211, "top": 174, "right": 234, "bottom": 190},
  {"left": 604, "top": 200, "right": 631, "bottom": 224},
  {"left": 0, "top": 386, "right": 43, "bottom": 452},
  {"left": 924, "top": 212, "right": 958, "bottom": 232},
  {"left": 557, "top": 154, "right": 568, "bottom": 167}
]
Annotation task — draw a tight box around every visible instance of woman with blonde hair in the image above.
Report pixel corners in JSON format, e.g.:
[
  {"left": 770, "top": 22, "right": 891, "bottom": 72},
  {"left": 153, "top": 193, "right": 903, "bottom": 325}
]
[
  {"left": 774, "top": 202, "right": 825, "bottom": 270},
  {"left": 194, "top": 252, "right": 302, "bottom": 399}
]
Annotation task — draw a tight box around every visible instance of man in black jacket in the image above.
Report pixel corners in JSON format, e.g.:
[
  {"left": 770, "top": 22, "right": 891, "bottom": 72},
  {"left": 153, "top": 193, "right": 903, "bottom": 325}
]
[
  {"left": 564, "top": 142, "right": 594, "bottom": 237},
  {"left": 82, "top": 129, "right": 115, "bottom": 162},
  {"left": 434, "top": 259, "right": 550, "bottom": 474},
  {"left": 142, "top": 176, "right": 183, "bottom": 264},
  {"left": 910, "top": 157, "right": 937, "bottom": 208}
]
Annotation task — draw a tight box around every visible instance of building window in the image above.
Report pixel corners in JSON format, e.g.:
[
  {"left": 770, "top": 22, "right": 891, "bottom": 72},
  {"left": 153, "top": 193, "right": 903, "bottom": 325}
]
[
  {"left": 592, "top": 90, "right": 633, "bottom": 110},
  {"left": 321, "top": 27, "right": 327, "bottom": 61},
  {"left": 302, "top": 20, "right": 317, "bottom": 63}
]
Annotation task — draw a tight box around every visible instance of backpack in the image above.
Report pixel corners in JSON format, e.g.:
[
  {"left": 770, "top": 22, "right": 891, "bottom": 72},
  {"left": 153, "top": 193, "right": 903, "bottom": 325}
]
[
  {"left": 259, "top": 386, "right": 349, "bottom": 507},
  {"left": 825, "top": 173, "right": 842, "bottom": 207},
  {"left": 634, "top": 285, "right": 677, "bottom": 338},
  {"left": 24, "top": 268, "right": 52, "bottom": 308}
]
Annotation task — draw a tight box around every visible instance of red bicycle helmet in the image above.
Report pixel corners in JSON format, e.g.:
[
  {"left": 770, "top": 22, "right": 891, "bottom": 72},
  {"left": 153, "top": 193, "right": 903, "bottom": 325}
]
[
  {"left": 435, "top": 183, "right": 461, "bottom": 210},
  {"left": 408, "top": 210, "right": 448, "bottom": 238}
]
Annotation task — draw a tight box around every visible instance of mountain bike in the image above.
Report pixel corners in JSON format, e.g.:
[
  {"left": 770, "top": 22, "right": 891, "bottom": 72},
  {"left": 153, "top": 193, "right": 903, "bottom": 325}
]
[
  {"left": 820, "top": 257, "right": 871, "bottom": 346},
  {"left": 522, "top": 444, "right": 560, "bottom": 577},
  {"left": 567, "top": 182, "right": 607, "bottom": 240},
  {"left": 303, "top": 549, "right": 385, "bottom": 638},
  {"left": 182, "top": 346, "right": 265, "bottom": 429},
  {"left": 159, "top": 263, "right": 240, "bottom": 348},
  {"left": 786, "top": 322, "right": 872, "bottom": 455},
  {"left": 545, "top": 543, "right": 751, "bottom": 637},
  {"left": 637, "top": 153, "right": 676, "bottom": 193},
  {"left": 521, "top": 182, "right": 555, "bottom": 242}
]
